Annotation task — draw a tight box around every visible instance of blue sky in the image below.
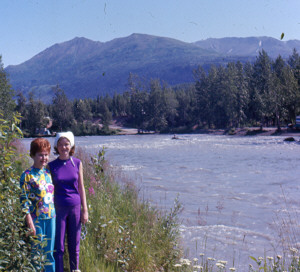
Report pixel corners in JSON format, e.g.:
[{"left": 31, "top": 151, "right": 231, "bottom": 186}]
[{"left": 1, "top": 0, "right": 300, "bottom": 67}]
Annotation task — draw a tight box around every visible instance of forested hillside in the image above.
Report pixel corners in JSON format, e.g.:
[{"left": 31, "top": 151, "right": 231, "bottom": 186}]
[
  {"left": 5, "top": 34, "right": 219, "bottom": 101},
  {"left": 12, "top": 49, "right": 300, "bottom": 136},
  {"left": 5, "top": 34, "right": 300, "bottom": 102}
]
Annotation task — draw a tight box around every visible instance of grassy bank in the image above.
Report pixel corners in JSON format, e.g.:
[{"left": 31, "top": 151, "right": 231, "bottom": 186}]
[{"left": 77, "top": 147, "right": 183, "bottom": 271}]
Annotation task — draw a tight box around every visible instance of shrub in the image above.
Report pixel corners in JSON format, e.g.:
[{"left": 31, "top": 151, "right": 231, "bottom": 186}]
[{"left": 0, "top": 113, "right": 46, "bottom": 271}]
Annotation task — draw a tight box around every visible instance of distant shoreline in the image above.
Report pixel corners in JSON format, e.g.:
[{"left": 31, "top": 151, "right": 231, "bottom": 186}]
[
  {"left": 27, "top": 126, "right": 300, "bottom": 140},
  {"left": 192, "top": 127, "right": 300, "bottom": 137},
  {"left": 113, "top": 125, "right": 300, "bottom": 139}
]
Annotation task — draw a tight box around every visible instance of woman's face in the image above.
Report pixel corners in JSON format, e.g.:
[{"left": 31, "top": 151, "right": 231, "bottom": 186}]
[
  {"left": 32, "top": 151, "right": 49, "bottom": 169},
  {"left": 57, "top": 137, "right": 71, "bottom": 158}
]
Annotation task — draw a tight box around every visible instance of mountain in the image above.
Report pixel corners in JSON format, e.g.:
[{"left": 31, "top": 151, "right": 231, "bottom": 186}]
[
  {"left": 5, "top": 34, "right": 300, "bottom": 102},
  {"left": 194, "top": 36, "right": 300, "bottom": 58},
  {"left": 5, "top": 34, "right": 220, "bottom": 101}
]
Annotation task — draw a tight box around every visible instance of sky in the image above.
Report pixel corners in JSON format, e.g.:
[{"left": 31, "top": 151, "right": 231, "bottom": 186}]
[{"left": 1, "top": 0, "right": 300, "bottom": 67}]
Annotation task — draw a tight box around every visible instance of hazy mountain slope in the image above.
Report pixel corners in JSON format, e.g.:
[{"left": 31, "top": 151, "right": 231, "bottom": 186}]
[
  {"left": 194, "top": 36, "right": 300, "bottom": 58},
  {"left": 6, "top": 34, "right": 219, "bottom": 101},
  {"left": 5, "top": 34, "right": 299, "bottom": 101}
]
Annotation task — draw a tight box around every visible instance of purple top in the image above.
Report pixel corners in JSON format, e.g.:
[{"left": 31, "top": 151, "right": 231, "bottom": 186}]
[{"left": 48, "top": 157, "right": 81, "bottom": 207}]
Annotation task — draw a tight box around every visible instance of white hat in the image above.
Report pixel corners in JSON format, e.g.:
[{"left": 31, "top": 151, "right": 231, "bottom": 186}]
[{"left": 54, "top": 131, "right": 75, "bottom": 148}]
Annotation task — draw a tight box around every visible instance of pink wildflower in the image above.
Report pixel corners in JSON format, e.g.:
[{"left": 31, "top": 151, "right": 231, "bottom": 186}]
[
  {"left": 90, "top": 176, "right": 96, "bottom": 185},
  {"left": 89, "top": 186, "right": 95, "bottom": 196}
]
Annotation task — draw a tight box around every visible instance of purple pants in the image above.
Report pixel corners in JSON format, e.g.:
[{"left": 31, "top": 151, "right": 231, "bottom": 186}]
[{"left": 54, "top": 205, "right": 81, "bottom": 272}]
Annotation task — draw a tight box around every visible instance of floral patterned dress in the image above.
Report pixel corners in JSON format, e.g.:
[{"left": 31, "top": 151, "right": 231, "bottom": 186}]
[{"left": 20, "top": 167, "right": 55, "bottom": 220}]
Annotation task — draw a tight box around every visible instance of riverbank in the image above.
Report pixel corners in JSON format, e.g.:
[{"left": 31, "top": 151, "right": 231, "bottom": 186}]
[
  {"left": 112, "top": 124, "right": 300, "bottom": 139},
  {"left": 194, "top": 127, "right": 300, "bottom": 137}
]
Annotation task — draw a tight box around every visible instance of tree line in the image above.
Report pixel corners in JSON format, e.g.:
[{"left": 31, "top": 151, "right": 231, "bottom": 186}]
[{"left": 1, "top": 49, "right": 300, "bottom": 136}]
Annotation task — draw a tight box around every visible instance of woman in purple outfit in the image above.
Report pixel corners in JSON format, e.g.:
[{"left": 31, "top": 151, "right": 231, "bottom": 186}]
[{"left": 48, "top": 131, "right": 88, "bottom": 272}]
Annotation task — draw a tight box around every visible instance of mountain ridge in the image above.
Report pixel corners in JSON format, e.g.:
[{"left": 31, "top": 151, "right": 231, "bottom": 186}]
[
  {"left": 193, "top": 36, "right": 300, "bottom": 57},
  {"left": 5, "top": 34, "right": 300, "bottom": 102}
]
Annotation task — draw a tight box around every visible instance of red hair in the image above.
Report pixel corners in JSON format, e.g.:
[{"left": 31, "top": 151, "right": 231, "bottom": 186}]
[{"left": 30, "top": 138, "right": 51, "bottom": 157}]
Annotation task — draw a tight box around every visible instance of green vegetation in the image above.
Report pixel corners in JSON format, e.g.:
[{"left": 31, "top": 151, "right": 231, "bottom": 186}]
[
  {"left": 0, "top": 56, "right": 15, "bottom": 120},
  {"left": 1, "top": 56, "right": 47, "bottom": 271},
  {"left": 13, "top": 49, "right": 300, "bottom": 136},
  {"left": 0, "top": 114, "right": 48, "bottom": 271}
]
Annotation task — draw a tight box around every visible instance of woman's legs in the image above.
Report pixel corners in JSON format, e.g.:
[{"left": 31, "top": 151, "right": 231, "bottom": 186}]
[
  {"left": 44, "top": 217, "right": 56, "bottom": 272},
  {"left": 67, "top": 205, "right": 81, "bottom": 271},
  {"left": 54, "top": 206, "right": 68, "bottom": 272},
  {"left": 33, "top": 217, "right": 56, "bottom": 272},
  {"left": 55, "top": 205, "right": 81, "bottom": 272}
]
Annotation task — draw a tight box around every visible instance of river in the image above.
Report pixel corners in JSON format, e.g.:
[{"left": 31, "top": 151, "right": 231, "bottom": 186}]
[{"left": 22, "top": 134, "right": 300, "bottom": 268}]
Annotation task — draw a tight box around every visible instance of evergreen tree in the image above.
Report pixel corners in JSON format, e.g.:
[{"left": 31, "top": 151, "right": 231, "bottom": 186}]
[
  {"left": 288, "top": 49, "right": 300, "bottom": 86},
  {"left": 15, "top": 92, "right": 27, "bottom": 129},
  {"left": 205, "top": 65, "right": 227, "bottom": 128},
  {"left": 272, "top": 56, "right": 299, "bottom": 126},
  {"left": 243, "top": 61, "right": 255, "bottom": 124},
  {"left": 73, "top": 99, "right": 92, "bottom": 122},
  {"left": 271, "top": 56, "right": 287, "bottom": 129},
  {"left": 215, "top": 64, "right": 237, "bottom": 128},
  {"left": 147, "top": 79, "right": 167, "bottom": 132},
  {"left": 194, "top": 66, "right": 214, "bottom": 128},
  {"left": 0, "top": 56, "right": 16, "bottom": 119},
  {"left": 233, "top": 61, "right": 249, "bottom": 127},
  {"left": 249, "top": 50, "right": 273, "bottom": 127},
  {"left": 161, "top": 83, "right": 178, "bottom": 130},
  {"left": 26, "top": 92, "right": 48, "bottom": 135},
  {"left": 112, "top": 93, "right": 128, "bottom": 117},
  {"left": 100, "top": 102, "right": 112, "bottom": 128},
  {"left": 175, "top": 85, "right": 197, "bottom": 128},
  {"left": 288, "top": 49, "right": 300, "bottom": 116},
  {"left": 130, "top": 89, "right": 148, "bottom": 132},
  {"left": 51, "top": 86, "right": 74, "bottom": 131}
]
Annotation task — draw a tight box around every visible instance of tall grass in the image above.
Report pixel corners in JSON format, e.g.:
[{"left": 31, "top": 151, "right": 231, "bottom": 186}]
[{"left": 76, "top": 147, "right": 183, "bottom": 271}]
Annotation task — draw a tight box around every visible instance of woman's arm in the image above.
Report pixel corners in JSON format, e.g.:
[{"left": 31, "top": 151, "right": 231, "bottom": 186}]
[
  {"left": 25, "top": 213, "right": 36, "bottom": 236},
  {"left": 78, "top": 162, "right": 88, "bottom": 224},
  {"left": 20, "top": 172, "right": 36, "bottom": 235}
]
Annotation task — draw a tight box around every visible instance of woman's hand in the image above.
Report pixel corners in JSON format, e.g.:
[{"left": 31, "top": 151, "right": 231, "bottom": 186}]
[
  {"left": 81, "top": 209, "right": 88, "bottom": 224},
  {"left": 25, "top": 214, "right": 36, "bottom": 236}
]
